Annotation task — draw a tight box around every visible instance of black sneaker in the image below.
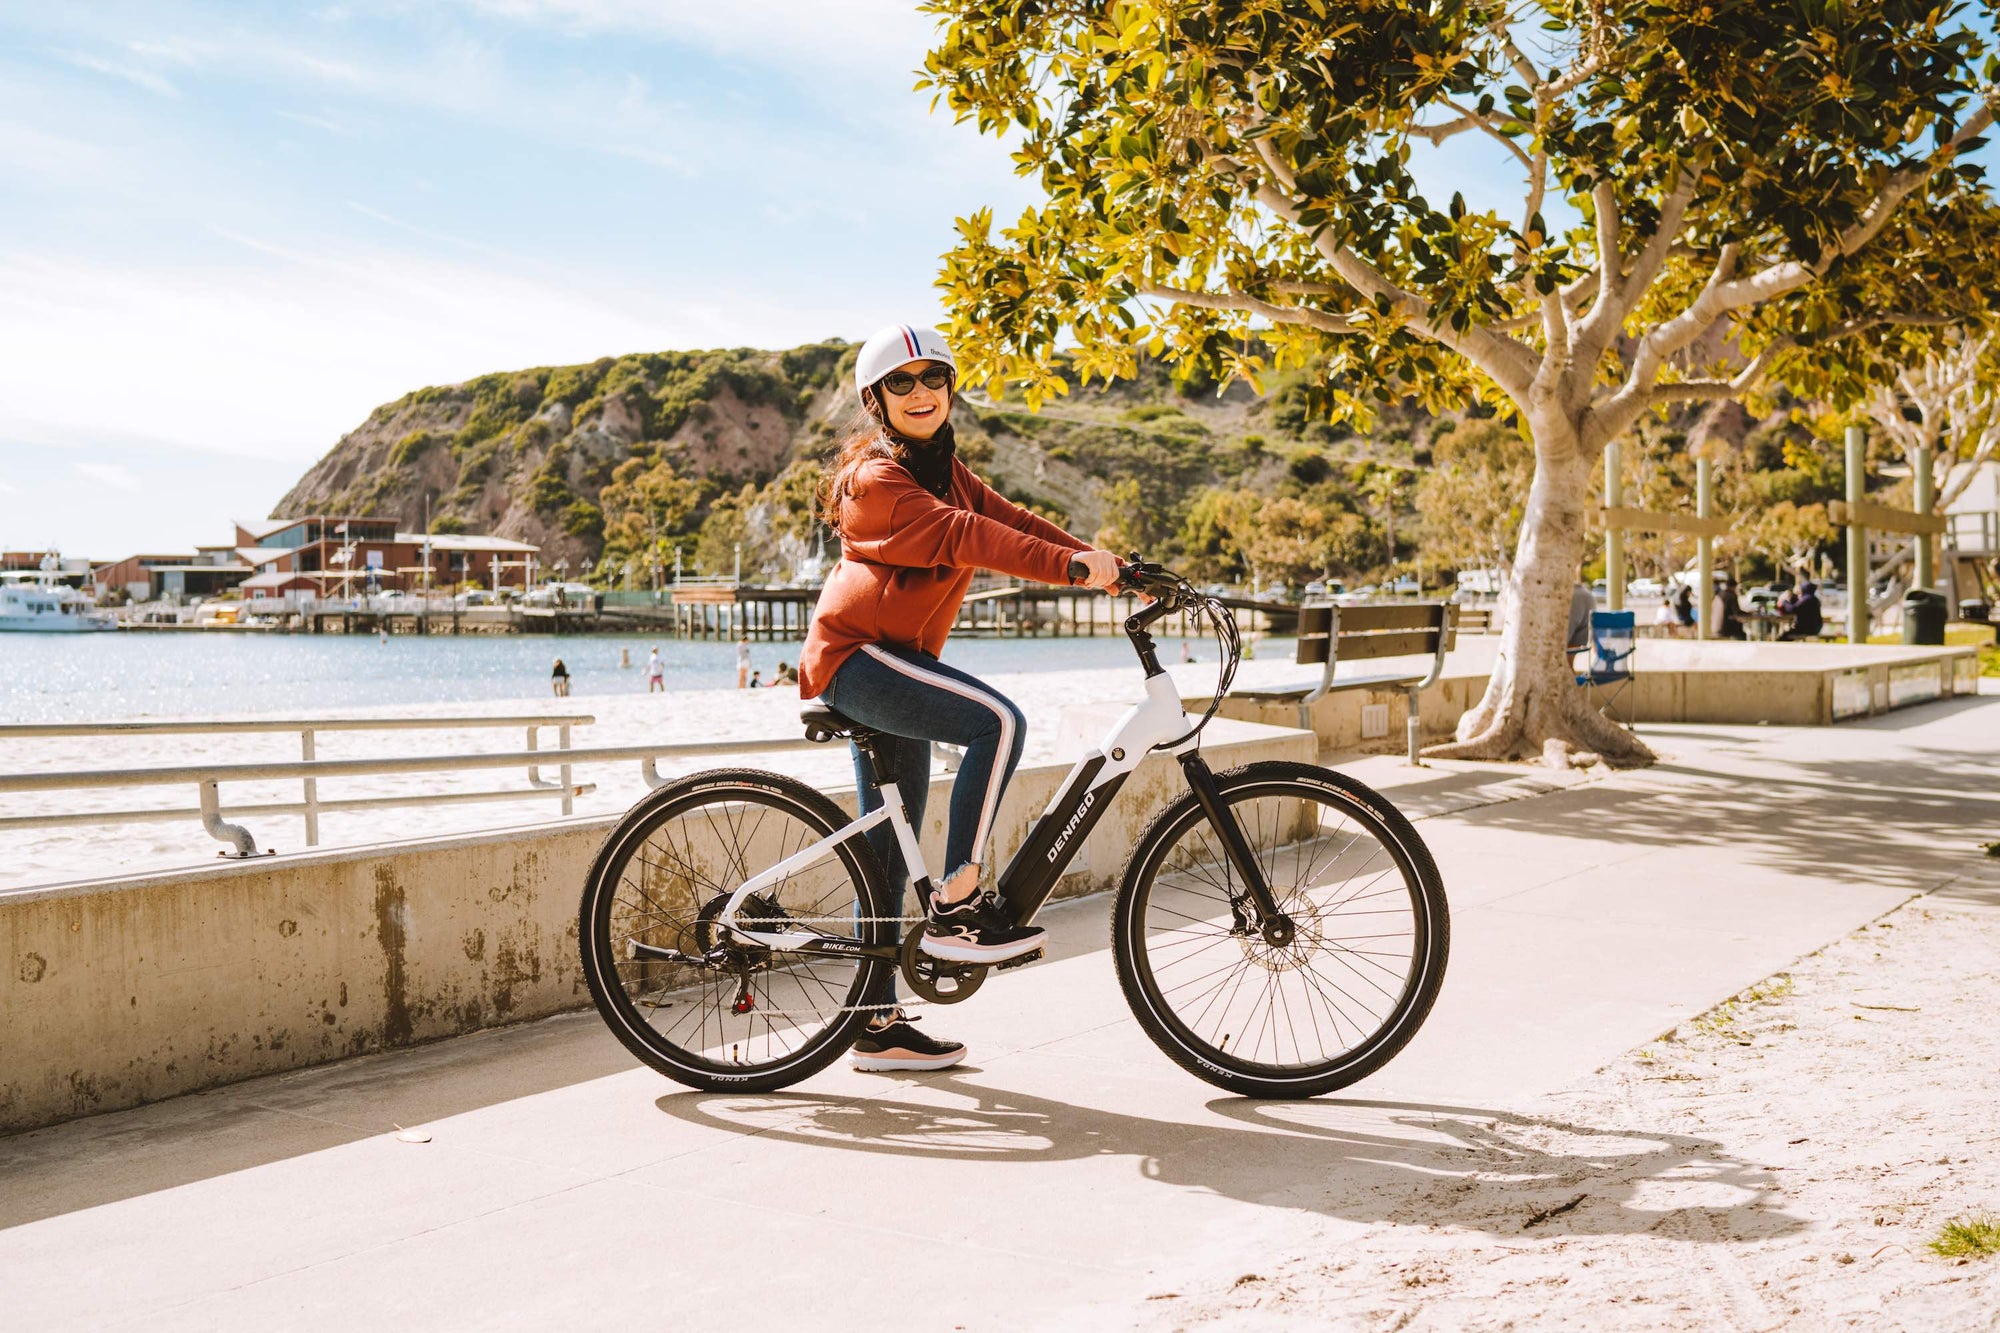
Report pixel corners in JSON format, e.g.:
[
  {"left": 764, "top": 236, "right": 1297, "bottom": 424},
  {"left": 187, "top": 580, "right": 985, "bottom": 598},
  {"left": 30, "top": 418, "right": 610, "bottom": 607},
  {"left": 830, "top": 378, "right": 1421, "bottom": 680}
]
[
  {"left": 850, "top": 1011, "right": 966, "bottom": 1072},
  {"left": 920, "top": 891, "right": 1048, "bottom": 964}
]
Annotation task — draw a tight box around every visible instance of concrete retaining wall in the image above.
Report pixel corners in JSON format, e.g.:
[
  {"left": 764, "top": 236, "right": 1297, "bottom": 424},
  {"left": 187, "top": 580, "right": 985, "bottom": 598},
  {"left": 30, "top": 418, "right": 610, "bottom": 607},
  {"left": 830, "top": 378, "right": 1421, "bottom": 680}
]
[
  {"left": 0, "top": 717, "right": 1312, "bottom": 1134},
  {"left": 1214, "top": 642, "right": 1980, "bottom": 750}
]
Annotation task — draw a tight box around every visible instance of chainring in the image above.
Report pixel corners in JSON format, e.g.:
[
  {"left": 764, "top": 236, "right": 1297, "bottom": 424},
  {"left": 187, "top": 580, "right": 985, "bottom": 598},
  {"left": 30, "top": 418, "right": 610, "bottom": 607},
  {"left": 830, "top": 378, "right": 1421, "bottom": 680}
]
[{"left": 898, "top": 927, "right": 987, "bottom": 1004}]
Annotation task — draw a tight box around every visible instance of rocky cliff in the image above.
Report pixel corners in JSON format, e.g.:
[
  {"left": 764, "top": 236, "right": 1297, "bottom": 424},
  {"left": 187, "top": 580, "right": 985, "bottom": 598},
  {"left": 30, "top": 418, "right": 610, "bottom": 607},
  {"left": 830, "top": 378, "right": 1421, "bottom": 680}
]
[{"left": 274, "top": 341, "right": 1442, "bottom": 581}]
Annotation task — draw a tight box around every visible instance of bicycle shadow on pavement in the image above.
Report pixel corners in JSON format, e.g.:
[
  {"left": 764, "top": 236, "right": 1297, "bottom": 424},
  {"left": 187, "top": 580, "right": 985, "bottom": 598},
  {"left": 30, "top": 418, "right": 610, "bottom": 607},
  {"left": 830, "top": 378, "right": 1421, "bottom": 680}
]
[{"left": 655, "top": 1075, "right": 1799, "bottom": 1241}]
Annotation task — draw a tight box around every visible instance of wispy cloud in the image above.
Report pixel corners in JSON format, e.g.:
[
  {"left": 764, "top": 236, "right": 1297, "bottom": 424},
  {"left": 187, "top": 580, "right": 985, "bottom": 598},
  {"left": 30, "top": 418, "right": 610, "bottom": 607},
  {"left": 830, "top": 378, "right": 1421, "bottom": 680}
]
[
  {"left": 0, "top": 122, "right": 107, "bottom": 177},
  {"left": 73, "top": 461, "right": 142, "bottom": 493},
  {"left": 276, "top": 108, "right": 353, "bottom": 135},
  {"left": 54, "top": 49, "right": 181, "bottom": 98},
  {"left": 455, "top": 0, "right": 939, "bottom": 77}
]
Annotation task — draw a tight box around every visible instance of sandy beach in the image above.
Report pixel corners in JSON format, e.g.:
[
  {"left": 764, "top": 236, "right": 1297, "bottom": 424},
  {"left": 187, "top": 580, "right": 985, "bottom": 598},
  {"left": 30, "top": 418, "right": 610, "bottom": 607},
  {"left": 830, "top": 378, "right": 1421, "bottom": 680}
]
[
  {"left": 0, "top": 654, "right": 1326, "bottom": 892},
  {"left": 1149, "top": 892, "right": 2000, "bottom": 1331}
]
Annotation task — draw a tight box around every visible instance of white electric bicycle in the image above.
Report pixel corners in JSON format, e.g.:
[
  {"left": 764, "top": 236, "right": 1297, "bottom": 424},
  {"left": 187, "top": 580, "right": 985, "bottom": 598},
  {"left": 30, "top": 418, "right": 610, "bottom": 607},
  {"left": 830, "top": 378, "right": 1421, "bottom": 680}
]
[{"left": 578, "top": 560, "right": 1449, "bottom": 1097}]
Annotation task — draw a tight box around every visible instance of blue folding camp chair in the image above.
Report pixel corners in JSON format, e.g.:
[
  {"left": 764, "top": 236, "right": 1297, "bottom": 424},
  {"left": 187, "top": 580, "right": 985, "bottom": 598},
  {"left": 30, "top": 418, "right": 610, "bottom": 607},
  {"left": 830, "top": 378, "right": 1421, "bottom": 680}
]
[{"left": 1574, "top": 609, "right": 1637, "bottom": 726}]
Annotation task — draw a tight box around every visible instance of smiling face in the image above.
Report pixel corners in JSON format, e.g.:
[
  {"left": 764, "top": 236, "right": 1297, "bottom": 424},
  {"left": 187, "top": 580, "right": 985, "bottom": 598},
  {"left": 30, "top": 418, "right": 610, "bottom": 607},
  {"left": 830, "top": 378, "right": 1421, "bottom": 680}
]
[{"left": 876, "top": 359, "right": 952, "bottom": 440}]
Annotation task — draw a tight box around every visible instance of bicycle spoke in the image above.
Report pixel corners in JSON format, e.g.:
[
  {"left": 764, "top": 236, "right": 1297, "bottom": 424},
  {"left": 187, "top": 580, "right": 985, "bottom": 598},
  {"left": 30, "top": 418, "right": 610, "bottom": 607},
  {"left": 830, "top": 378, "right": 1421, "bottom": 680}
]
[{"left": 1131, "top": 778, "right": 1430, "bottom": 1076}]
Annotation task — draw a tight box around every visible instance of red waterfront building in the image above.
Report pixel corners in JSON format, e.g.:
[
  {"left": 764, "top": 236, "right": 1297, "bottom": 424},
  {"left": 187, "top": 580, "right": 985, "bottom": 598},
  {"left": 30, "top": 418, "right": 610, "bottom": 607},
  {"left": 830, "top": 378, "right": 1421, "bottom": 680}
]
[{"left": 230, "top": 517, "right": 540, "bottom": 600}]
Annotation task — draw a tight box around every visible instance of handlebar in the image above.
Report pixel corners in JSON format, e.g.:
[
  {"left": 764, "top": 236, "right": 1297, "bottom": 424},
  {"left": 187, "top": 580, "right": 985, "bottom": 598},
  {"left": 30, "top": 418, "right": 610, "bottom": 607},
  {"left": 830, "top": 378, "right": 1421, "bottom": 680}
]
[
  {"left": 1061, "top": 552, "right": 1243, "bottom": 750},
  {"left": 1065, "top": 554, "right": 1184, "bottom": 602}
]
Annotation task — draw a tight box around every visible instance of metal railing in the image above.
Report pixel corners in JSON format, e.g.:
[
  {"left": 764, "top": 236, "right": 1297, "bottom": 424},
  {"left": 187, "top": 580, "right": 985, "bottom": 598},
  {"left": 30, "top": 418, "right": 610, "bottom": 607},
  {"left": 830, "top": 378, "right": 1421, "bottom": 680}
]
[
  {"left": 0, "top": 715, "right": 589, "bottom": 847},
  {"left": 0, "top": 714, "right": 822, "bottom": 858},
  {"left": 1946, "top": 510, "right": 1998, "bottom": 554}
]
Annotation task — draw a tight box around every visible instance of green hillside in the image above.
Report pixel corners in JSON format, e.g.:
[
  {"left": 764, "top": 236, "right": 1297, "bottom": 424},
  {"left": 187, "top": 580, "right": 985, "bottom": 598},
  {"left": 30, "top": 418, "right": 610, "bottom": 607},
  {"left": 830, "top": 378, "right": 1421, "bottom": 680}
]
[{"left": 276, "top": 342, "right": 1450, "bottom": 588}]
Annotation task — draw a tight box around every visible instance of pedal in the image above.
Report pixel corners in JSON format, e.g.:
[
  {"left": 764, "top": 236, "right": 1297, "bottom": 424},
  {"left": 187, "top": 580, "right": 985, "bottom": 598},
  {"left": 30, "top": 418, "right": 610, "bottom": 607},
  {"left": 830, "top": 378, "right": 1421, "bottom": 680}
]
[{"left": 995, "top": 948, "right": 1045, "bottom": 973}]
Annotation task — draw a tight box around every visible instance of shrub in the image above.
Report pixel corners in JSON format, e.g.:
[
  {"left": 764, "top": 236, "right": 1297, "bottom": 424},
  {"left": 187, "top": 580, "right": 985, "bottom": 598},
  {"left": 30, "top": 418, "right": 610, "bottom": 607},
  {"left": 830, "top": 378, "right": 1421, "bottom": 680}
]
[
  {"left": 560, "top": 500, "right": 603, "bottom": 539},
  {"left": 430, "top": 514, "right": 467, "bottom": 535},
  {"left": 389, "top": 431, "right": 436, "bottom": 468}
]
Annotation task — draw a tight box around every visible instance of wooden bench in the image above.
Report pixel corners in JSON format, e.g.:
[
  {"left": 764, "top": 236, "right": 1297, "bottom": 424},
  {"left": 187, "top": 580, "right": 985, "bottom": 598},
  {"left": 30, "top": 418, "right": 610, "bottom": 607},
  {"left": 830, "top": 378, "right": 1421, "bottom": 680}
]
[{"left": 1237, "top": 602, "right": 1458, "bottom": 762}]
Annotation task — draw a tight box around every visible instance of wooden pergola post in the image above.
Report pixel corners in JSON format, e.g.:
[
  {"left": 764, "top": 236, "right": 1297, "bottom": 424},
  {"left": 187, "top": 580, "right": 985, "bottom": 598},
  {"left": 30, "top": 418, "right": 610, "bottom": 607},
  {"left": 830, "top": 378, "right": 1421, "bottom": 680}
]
[
  {"left": 1829, "top": 425, "right": 1946, "bottom": 643},
  {"left": 1604, "top": 439, "right": 1625, "bottom": 613},
  {"left": 1599, "top": 468, "right": 1728, "bottom": 636}
]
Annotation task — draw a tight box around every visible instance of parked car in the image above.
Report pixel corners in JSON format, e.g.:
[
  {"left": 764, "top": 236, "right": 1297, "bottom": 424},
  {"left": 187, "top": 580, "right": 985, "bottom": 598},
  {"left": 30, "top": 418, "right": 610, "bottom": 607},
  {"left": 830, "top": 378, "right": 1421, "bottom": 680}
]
[
  {"left": 1627, "top": 577, "right": 1666, "bottom": 598},
  {"left": 454, "top": 589, "right": 497, "bottom": 607}
]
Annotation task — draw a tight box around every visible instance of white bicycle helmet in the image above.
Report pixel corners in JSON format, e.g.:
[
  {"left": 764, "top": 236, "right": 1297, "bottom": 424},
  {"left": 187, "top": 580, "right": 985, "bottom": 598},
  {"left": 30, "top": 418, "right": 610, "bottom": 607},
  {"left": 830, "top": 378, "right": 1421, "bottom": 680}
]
[{"left": 854, "top": 323, "right": 957, "bottom": 398}]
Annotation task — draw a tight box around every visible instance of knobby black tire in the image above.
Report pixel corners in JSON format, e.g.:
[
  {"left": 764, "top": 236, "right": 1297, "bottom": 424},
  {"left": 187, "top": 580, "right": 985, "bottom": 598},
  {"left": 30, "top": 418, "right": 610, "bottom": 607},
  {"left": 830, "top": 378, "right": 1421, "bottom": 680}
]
[
  {"left": 578, "top": 767, "right": 894, "bottom": 1093},
  {"left": 1112, "top": 760, "right": 1449, "bottom": 1098}
]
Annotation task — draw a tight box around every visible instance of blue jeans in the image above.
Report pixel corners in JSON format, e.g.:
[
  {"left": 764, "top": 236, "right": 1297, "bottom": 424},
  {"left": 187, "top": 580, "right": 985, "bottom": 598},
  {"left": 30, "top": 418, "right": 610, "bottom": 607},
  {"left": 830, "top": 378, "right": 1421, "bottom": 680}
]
[
  {"left": 824, "top": 644, "right": 1027, "bottom": 1009},
  {"left": 824, "top": 643, "right": 1027, "bottom": 895}
]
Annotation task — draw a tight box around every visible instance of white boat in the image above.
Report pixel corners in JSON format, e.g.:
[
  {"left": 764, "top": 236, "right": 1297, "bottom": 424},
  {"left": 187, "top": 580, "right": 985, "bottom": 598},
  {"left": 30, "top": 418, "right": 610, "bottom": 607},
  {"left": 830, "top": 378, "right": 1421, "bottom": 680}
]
[{"left": 0, "top": 556, "right": 117, "bottom": 632}]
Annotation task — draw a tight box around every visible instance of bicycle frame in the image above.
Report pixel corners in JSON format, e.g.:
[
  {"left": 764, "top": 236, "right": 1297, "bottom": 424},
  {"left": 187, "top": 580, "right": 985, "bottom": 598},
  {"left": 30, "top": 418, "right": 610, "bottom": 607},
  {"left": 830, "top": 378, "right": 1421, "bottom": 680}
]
[{"left": 711, "top": 606, "right": 1284, "bottom": 956}]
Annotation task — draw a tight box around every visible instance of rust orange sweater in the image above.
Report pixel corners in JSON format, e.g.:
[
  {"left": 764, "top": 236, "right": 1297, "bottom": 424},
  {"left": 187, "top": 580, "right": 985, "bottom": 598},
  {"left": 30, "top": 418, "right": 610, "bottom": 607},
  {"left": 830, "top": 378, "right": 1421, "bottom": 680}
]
[{"left": 797, "top": 455, "right": 1089, "bottom": 699}]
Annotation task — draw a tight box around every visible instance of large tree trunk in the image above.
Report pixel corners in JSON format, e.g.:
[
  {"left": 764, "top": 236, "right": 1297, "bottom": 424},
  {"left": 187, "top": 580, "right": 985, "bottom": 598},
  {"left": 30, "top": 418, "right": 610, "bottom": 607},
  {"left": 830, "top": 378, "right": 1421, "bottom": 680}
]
[{"left": 1426, "top": 410, "right": 1655, "bottom": 767}]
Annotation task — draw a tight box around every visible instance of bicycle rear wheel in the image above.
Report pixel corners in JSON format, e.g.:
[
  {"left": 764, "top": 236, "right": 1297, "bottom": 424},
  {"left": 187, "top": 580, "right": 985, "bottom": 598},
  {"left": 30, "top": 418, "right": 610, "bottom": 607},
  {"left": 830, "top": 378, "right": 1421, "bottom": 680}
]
[
  {"left": 1113, "top": 760, "right": 1449, "bottom": 1098},
  {"left": 578, "top": 768, "right": 895, "bottom": 1092}
]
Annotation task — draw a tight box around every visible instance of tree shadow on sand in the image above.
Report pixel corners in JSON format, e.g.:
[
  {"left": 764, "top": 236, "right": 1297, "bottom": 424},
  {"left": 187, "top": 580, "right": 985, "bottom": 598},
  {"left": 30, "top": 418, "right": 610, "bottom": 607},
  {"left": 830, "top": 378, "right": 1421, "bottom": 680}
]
[{"left": 656, "top": 1076, "right": 1800, "bottom": 1242}]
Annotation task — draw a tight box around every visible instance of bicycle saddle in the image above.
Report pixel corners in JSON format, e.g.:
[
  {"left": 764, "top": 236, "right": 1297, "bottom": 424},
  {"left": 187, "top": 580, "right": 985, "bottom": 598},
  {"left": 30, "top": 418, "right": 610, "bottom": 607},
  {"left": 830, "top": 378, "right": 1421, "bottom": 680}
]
[{"left": 800, "top": 701, "right": 872, "bottom": 744}]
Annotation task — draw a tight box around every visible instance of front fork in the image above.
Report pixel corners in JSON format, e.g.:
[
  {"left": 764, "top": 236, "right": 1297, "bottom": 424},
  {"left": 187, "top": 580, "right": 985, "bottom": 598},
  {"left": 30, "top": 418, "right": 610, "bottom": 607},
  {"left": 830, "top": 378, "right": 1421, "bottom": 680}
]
[{"left": 1178, "top": 754, "right": 1296, "bottom": 948}]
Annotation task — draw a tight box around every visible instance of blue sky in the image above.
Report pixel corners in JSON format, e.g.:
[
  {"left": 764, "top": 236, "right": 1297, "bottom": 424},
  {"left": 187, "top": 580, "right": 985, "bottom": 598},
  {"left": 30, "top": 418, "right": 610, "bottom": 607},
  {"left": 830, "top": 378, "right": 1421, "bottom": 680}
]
[
  {"left": 0, "top": 0, "right": 1049, "bottom": 555},
  {"left": 5, "top": 3, "right": 1988, "bottom": 559}
]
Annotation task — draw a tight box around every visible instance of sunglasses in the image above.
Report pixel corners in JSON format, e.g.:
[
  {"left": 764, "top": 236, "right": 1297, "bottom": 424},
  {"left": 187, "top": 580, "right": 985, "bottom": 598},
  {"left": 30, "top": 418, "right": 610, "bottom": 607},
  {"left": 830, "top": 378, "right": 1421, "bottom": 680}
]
[{"left": 878, "top": 365, "right": 954, "bottom": 396}]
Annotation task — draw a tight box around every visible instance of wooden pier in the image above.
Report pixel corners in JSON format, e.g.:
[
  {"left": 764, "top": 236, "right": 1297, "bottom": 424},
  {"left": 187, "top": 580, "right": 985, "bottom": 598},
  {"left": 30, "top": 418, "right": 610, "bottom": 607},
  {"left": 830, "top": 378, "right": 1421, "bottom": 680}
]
[
  {"left": 288, "top": 586, "right": 1300, "bottom": 641},
  {"left": 632, "top": 584, "right": 1293, "bottom": 641}
]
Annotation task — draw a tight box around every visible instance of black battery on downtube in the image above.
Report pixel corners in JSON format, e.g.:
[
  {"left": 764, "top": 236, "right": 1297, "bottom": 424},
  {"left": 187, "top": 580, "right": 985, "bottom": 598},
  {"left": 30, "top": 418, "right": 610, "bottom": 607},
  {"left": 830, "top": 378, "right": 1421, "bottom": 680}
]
[
  {"left": 994, "top": 754, "right": 1128, "bottom": 927},
  {"left": 1177, "top": 754, "right": 1293, "bottom": 945}
]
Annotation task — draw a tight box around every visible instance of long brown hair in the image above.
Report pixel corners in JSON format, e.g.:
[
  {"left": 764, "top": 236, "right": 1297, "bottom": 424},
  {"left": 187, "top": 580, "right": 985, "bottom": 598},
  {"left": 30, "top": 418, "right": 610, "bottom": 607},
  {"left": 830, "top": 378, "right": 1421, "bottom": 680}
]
[{"left": 815, "top": 395, "right": 894, "bottom": 534}]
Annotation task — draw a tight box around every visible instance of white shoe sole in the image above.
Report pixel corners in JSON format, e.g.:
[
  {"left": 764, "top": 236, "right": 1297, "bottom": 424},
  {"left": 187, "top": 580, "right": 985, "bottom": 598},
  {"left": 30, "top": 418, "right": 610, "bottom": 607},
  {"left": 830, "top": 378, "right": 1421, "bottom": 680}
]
[
  {"left": 918, "top": 931, "right": 1048, "bottom": 964},
  {"left": 851, "top": 1050, "right": 967, "bottom": 1072}
]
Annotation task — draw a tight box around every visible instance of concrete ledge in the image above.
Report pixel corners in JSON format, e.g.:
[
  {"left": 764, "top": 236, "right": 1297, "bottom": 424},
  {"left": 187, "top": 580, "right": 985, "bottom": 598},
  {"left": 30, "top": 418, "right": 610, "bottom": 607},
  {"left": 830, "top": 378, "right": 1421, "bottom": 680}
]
[
  {"left": 0, "top": 717, "right": 1311, "bottom": 1134},
  {"left": 1210, "top": 640, "right": 1979, "bottom": 749}
]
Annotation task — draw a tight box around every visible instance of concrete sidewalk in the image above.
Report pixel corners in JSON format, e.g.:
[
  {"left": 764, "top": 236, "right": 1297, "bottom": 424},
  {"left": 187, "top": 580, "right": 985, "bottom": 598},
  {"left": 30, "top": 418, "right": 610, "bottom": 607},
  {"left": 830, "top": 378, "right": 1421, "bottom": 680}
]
[{"left": 5, "top": 694, "right": 1998, "bottom": 1330}]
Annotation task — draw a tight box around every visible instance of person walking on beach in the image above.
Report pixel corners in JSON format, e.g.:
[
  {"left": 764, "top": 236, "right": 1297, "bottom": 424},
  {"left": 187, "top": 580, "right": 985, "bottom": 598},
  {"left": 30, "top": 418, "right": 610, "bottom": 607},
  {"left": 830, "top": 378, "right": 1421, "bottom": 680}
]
[
  {"left": 551, "top": 658, "right": 570, "bottom": 697},
  {"left": 736, "top": 634, "right": 751, "bottom": 689},
  {"left": 798, "top": 322, "right": 1124, "bottom": 1073},
  {"left": 646, "top": 646, "right": 665, "bottom": 693}
]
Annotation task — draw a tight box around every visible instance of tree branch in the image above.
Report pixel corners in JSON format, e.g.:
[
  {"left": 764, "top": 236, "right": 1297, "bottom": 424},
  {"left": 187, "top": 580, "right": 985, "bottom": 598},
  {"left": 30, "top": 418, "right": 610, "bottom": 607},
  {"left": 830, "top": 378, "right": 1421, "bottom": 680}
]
[
  {"left": 1637, "top": 313, "right": 1963, "bottom": 408},
  {"left": 1436, "top": 97, "right": 1534, "bottom": 174},
  {"left": 1410, "top": 113, "right": 1482, "bottom": 147},
  {"left": 1246, "top": 132, "right": 1540, "bottom": 395},
  {"left": 1491, "top": 18, "right": 1542, "bottom": 90},
  {"left": 1541, "top": 53, "right": 1603, "bottom": 101},
  {"left": 1709, "top": 87, "right": 2000, "bottom": 312},
  {"left": 1136, "top": 282, "right": 1360, "bottom": 336}
]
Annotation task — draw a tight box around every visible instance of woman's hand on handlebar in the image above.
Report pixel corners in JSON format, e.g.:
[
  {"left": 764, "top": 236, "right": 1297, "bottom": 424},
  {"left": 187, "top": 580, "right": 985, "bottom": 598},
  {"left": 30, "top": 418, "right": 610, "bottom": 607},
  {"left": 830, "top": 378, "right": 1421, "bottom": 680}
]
[{"left": 1068, "top": 549, "right": 1123, "bottom": 592}]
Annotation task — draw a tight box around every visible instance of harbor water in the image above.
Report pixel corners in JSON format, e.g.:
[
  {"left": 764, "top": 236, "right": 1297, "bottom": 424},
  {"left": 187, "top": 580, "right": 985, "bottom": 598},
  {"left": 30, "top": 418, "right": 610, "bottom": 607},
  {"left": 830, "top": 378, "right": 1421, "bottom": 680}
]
[{"left": 0, "top": 630, "right": 1242, "bottom": 724}]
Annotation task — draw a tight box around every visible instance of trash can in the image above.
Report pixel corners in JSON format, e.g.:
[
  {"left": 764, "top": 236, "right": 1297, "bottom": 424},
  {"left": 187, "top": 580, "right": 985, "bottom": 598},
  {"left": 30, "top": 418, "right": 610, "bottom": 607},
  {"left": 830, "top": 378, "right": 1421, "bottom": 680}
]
[
  {"left": 1959, "top": 599, "right": 1991, "bottom": 624},
  {"left": 1902, "top": 589, "right": 1947, "bottom": 645}
]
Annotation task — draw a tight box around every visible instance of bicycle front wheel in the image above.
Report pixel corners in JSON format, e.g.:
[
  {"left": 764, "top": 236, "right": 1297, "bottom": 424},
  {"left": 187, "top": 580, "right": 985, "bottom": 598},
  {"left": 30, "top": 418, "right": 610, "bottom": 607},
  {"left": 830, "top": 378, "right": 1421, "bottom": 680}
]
[
  {"left": 1113, "top": 760, "right": 1449, "bottom": 1098},
  {"left": 579, "top": 768, "right": 895, "bottom": 1093}
]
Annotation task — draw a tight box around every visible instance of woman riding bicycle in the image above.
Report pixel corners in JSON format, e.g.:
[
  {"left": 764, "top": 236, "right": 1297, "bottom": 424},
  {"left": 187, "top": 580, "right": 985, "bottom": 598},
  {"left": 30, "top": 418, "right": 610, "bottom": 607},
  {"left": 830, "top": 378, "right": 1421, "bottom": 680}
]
[{"left": 799, "top": 323, "right": 1123, "bottom": 1071}]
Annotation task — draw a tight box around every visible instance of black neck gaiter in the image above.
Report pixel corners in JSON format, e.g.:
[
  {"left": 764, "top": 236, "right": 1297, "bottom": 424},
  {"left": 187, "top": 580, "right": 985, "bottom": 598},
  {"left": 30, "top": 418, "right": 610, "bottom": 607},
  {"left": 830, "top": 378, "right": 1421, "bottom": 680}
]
[{"left": 885, "top": 420, "right": 957, "bottom": 500}]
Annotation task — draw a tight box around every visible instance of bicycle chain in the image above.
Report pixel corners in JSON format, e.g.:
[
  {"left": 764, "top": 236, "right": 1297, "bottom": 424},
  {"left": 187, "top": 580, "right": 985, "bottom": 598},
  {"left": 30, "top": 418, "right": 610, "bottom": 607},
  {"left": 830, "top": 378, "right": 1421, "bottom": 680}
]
[
  {"left": 649, "top": 911, "right": 938, "bottom": 1019},
  {"left": 643, "top": 912, "right": 1044, "bottom": 1019}
]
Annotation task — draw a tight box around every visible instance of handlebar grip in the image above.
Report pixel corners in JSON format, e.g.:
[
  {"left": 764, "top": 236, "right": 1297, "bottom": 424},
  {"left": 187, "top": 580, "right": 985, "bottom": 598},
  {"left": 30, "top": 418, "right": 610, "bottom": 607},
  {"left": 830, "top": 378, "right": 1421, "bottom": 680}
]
[{"left": 1067, "top": 557, "right": 1089, "bottom": 586}]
